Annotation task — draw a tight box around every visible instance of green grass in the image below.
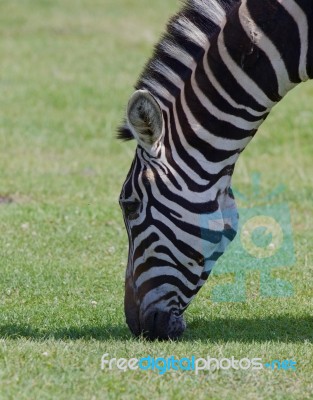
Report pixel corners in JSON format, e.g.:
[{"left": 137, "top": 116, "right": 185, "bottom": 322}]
[{"left": 0, "top": 1, "right": 312, "bottom": 399}]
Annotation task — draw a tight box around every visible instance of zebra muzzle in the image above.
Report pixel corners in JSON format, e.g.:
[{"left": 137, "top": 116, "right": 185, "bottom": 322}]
[
  {"left": 124, "top": 271, "right": 186, "bottom": 340},
  {"left": 138, "top": 310, "right": 186, "bottom": 341}
]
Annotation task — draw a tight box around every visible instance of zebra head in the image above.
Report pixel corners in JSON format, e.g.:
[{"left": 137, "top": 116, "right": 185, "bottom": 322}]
[{"left": 119, "top": 89, "right": 239, "bottom": 340}]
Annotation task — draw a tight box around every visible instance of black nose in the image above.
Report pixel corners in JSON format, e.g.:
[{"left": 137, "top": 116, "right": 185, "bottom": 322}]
[{"left": 140, "top": 310, "right": 186, "bottom": 340}]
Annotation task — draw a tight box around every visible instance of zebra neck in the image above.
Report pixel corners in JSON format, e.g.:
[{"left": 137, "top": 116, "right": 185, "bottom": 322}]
[
  {"left": 171, "top": 0, "right": 312, "bottom": 160},
  {"left": 125, "top": 0, "right": 313, "bottom": 172},
  {"left": 215, "top": 0, "right": 311, "bottom": 103}
]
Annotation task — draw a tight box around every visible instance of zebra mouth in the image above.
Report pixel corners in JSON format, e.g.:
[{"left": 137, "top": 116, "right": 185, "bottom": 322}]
[
  {"left": 124, "top": 296, "right": 186, "bottom": 340},
  {"left": 138, "top": 310, "right": 186, "bottom": 341}
]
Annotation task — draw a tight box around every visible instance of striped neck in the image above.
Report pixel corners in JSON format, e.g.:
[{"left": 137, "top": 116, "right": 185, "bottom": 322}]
[{"left": 133, "top": 0, "right": 312, "bottom": 149}]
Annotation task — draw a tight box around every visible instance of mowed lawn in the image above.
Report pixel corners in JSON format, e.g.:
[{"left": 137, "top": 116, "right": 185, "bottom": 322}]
[{"left": 0, "top": 0, "right": 312, "bottom": 399}]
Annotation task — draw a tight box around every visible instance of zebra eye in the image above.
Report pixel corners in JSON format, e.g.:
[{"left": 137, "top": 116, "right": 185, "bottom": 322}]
[{"left": 122, "top": 200, "right": 140, "bottom": 219}]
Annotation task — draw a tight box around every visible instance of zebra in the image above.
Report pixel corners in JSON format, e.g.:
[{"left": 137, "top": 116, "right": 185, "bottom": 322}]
[{"left": 117, "top": 0, "right": 313, "bottom": 340}]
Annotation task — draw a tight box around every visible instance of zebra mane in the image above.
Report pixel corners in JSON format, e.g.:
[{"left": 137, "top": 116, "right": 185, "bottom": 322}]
[{"left": 118, "top": 0, "right": 240, "bottom": 141}]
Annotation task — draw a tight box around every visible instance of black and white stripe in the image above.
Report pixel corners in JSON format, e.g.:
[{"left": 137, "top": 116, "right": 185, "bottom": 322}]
[{"left": 118, "top": 0, "right": 313, "bottom": 339}]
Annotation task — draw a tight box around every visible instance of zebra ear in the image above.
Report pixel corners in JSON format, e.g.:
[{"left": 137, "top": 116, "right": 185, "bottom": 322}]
[{"left": 127, "top": 90, "right": 163, "bottom": 148}]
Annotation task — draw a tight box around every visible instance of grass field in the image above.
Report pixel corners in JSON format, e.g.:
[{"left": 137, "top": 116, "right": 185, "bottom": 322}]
[{"left": 0, "top": 1, "right": 312, "bottom": 399}]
